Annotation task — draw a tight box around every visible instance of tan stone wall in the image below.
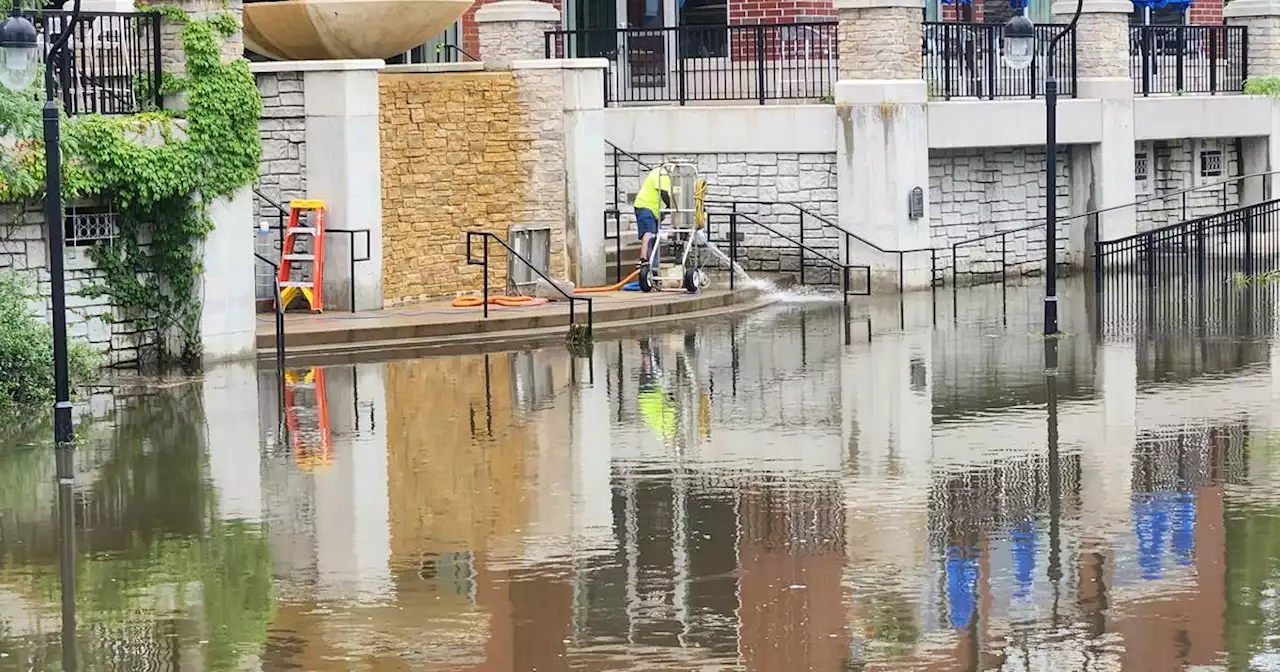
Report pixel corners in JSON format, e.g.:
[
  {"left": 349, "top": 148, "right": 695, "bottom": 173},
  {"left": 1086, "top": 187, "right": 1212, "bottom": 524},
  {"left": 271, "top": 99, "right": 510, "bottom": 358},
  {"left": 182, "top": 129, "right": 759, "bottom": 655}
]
[
  {"left": 380, "top": 71, "right": 568, "bottom": 304},
  {"left": 1074, "top": 13, "right": 1130, "bottom": 79},
  {"left": 837, "top": 6, "right": 921, "bottom": 80},
  {"left": 1230, "top": 15, "right": 1280, "bottom": 78}
]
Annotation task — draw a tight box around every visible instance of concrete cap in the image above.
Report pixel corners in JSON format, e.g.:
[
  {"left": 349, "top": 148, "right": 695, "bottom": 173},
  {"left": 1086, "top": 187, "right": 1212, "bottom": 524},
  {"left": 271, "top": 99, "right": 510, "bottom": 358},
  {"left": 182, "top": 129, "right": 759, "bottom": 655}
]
[
  {"left": 475, "top": 0, "right": 561, "bottom": 23},
  {"left": 382, "top": 62, "right": 486, "bottom": 73},
  {"left": 1076, "top": 76, "right": 1135, "bottom": 99},
  {"left": 834, "top": 79, "right": 927, "bottom": 105},
  {"left": 511, "top": 57, "right": 610, "bottom": 70},
  {"left": 1224, "top": 0, "right": 1280, "bottom": 19},
  {"left": 834, "top": 0, "right": 923, "bottom": 9},
  {"left": 1051, "top": 0, "right": 1132, "bottom": 15},
  {"left": 250, "top": 59, "right": 386, "bottom": 74}
]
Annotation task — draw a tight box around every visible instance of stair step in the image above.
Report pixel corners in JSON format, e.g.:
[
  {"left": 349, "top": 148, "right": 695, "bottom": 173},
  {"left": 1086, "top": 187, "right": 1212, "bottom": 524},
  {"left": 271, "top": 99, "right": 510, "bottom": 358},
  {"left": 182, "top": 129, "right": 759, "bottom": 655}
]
[
  {"left": 280, "top": 281, "right": 316, "bottom": 288},
  {"left": 283, "top": 254, "right": 315, "bottom": 261},
  {"left": 287, "top": 227, "right": 318, "bottom": 236}
]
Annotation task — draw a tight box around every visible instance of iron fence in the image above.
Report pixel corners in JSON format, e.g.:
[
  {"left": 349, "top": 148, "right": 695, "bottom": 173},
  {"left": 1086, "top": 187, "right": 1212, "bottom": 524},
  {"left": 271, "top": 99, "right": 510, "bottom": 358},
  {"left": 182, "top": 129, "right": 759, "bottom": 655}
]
[
  {"left": 1130, "top": 24, "right": 1247, "bottom": 96},
  {"left": 545, "top": 23, "right": 837, "bottom": 105},
  {"left": 26, "top": 10, "right": 163, "bottom": 115},
  {"left": 922, "top": 21, "right": 1077, "bottom": 100},
  {"left": 1095, "top": 198, "right": 1280, "bottom": 340}
]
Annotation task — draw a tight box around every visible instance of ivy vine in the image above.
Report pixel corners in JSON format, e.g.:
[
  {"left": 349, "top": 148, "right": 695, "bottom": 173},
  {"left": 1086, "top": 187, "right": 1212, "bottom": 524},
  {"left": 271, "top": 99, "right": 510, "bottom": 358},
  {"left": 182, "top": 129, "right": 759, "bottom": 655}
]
[{"left": 0, "top": 8, "right": 261, "bottom": 364}]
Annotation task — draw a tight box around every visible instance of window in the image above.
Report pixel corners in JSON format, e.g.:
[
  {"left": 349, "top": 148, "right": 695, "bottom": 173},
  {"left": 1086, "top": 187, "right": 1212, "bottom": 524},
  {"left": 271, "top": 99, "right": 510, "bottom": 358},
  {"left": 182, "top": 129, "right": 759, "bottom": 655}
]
[
  {"left": 1135, "top": 144, "right": 1154, "bottom": 195},
  {"left": 1200, "top": 149, "right": 1223, "bottom": 180},
  {"left": 64, "top": 202, "right": 119, "bottom": 247},
  {"left": 1135, "top": 152, "right": 1149, "bottom": 182}
]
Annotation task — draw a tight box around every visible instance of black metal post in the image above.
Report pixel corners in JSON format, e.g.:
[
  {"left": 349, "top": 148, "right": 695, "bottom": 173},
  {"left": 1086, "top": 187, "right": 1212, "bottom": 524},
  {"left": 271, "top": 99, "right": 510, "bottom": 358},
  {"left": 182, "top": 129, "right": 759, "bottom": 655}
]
[
  {"left": 482, "top": 237, "right": 490, "bottom": 318},
  {"left": 44, "top": 23, "right": 77, "bottom": 446},
  {"left": 729, "top": 213, "right": 738, "bottom": 291},
  {"left": 799, "top": 211, "right": 806, "bottom": 285},
  {"left": 755, "top": 24, "right": 766, "bottom": 106},
  {"left": 1042, "top": 0, "right": 1080, "bottom": 336}
]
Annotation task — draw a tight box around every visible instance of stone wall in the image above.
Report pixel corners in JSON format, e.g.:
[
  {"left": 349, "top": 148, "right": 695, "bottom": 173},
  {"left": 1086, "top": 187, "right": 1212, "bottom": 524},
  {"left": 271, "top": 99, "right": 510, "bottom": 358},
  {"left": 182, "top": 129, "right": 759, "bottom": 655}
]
[
  {"left": 836, "top": 7, "right": 921, "bottom": 80},
  {"left": 609, "top": 151, "right": 841, "bottom": 276},
  {"left": 379, "top": 70, "right": 568, "bottom": 304},
  {"left": 253, "top": 71, "right": 307, "bottom": 302},
  {"left": 929, "top": 147, "right": 1072, "bottom": 277},
  {"left": 1135, "top": 138, "right": 1240, "bottom": 233},
  {"left": 0, "top": 207, "right": 141, "bottom": 365}
]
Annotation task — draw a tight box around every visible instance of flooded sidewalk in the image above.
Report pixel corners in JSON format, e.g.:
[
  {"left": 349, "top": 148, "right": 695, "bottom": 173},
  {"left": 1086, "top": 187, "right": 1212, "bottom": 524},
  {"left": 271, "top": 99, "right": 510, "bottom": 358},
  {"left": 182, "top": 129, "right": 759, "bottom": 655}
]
[{"left": 4, "top": 277, "right": 1280, "bottom": 670}]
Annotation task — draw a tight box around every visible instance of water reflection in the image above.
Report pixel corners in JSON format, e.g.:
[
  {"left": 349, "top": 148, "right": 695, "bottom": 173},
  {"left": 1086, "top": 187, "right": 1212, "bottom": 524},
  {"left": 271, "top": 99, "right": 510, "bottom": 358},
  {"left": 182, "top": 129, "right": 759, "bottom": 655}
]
[{"left": 9, "top": 278, "right": 1280, "bottom": 668}]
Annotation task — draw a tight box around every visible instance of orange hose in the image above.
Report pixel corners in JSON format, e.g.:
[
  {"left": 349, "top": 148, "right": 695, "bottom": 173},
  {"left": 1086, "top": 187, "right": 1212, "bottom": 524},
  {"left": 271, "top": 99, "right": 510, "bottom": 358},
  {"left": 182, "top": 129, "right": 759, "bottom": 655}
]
[
  {"left": 574, "top": 269, "right": 640, "bottom": 294},
  {"left": 450, "top": 295, "right": 549, "bottom": 308}
]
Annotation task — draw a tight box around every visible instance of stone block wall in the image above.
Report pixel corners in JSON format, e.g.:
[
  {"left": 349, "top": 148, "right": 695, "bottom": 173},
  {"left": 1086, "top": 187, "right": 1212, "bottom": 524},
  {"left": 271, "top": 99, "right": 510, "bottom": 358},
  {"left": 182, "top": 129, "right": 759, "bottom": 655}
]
[
  {"left": 253, "top": 71, "right": 307, "bottom": 302},
  {"left": 0, "top": 207, "right": 141, "bottom": 365},
  {"left": 379, "top": 70, "right": 568, "bottom": 304},
  {"left": 837, "top": 7, "right": 921, "bottom": 80},
  {"left": 609, "top": 151, "right": 841, "bottom": 277},
  {"left": 929, "top": 147, "right": 1072, "bottom": 277},
  {"left": 1135, "top": 138, "right": 1240, "bottom": 233}
]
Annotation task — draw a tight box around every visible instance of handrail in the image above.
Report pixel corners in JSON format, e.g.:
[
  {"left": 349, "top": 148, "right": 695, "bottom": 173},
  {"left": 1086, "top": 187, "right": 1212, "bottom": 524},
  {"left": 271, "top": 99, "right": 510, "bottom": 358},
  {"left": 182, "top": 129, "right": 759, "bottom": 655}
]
[
  {"left": 253, "top": 188, "right": 372, "bottom": 311},
  {"left": 464, "top": 230, "right": 594, "bottom": 333},
  {"left": 606, "top": 140, "right": 653, "bottom": 172},
  {"left": 254, "top": 251, "right": 287, "bottom": 418}
]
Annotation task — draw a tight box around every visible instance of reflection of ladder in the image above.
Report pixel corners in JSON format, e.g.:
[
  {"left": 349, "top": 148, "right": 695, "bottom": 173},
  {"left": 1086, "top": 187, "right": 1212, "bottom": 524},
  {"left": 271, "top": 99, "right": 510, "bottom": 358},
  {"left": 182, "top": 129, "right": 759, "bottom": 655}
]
[
  {"left": 284, "top": 368, "right": 332, "bottom": 472},
  {"left": 277, "top": 199, "right": 327, "bottom": 312}
]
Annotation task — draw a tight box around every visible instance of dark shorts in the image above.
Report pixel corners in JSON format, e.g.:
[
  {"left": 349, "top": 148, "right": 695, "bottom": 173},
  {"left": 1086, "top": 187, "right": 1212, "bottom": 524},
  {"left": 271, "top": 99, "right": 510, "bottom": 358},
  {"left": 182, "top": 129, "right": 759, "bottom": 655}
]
[{"left": 636, "top": 208, "right": 659, "bottom": 239}]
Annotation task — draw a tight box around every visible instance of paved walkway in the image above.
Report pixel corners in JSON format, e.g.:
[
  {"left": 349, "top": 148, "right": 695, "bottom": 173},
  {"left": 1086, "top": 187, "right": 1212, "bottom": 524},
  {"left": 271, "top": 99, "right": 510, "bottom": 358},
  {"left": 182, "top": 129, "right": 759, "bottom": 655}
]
[{"left": 257, "top": 287, "right": 767, "bottom": 360}]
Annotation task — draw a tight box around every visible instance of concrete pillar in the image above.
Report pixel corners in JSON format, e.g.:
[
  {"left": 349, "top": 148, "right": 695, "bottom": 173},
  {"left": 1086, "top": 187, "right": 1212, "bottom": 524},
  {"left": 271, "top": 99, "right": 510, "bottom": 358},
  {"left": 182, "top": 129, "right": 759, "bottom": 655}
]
[
  {"left": 200, "top": 187, "right": 257, "bottom": 362},
  {"left": 251, "top": 60, "right": 386, "bottom": 312},
  {"left": 561, "top": 61, "right": 609, "bottom": 287},
  {"left": 476, "top": 0, "right": 561, "bottom": 70},
  {"left": 834, "top": 0, "right": 930, "bottom": 290},
  {"left": 1229, "top": 0, "right": 1280, "bottom": 205},
  {"left": 139, "top": 0, "right": 244, "bottom": 109},
  {"left": 1060, "top": 0, "right": 1135, "bottom": 255}
]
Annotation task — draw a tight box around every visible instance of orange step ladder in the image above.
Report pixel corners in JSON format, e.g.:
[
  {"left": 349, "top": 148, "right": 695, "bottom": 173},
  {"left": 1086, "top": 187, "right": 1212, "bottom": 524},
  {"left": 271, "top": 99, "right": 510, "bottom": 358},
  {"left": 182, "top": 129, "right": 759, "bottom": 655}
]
[
  {"left": 283, "top": 368, "right": 332, "bottom": 472},
  {"left": 277, "top": 199, "right": 327, "bottom": 312}
]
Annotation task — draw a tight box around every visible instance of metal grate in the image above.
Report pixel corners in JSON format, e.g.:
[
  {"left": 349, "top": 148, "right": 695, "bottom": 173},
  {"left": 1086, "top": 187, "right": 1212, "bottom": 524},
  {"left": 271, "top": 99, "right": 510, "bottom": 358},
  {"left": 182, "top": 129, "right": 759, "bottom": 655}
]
[
  {"left": 64, "top": 202, "right": 119, "bottom": 246},
  {"left": 1200, "top": 149, "right": 1223, "bottom": 179},
  {"left": 1135, "top": 152, "right": 1149, "bottom": 182}
]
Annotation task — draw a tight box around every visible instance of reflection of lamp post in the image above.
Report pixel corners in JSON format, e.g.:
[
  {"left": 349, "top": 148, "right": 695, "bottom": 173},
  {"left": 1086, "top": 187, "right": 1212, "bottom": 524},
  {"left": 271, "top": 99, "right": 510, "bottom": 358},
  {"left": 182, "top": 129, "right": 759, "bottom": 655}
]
[
  {"left": 1004, "top": 0, "right": 1085, "bottom": 335},
  {"left": 0, "top": 0, "right": 84, "bottom": 446},
  {"left": 1044, "top": 338, "right": 1062, "bottom": 627}
]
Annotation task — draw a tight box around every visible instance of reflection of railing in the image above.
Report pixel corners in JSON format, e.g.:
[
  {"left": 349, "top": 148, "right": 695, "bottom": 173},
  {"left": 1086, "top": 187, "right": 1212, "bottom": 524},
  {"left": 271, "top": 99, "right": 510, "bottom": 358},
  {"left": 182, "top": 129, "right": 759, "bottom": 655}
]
[
  {"left": 464, "top": 230, "right": 594, "bottom": 331},
  {"left": 253, "top": 251, "right": 287, "bottom": 416},
  {"left": 545, "top": 23, "right": 836, "bottom": 105},
  {"left": 1129, "top": 24, "right": 1246, "bottom": 96},
  {"left": 253, "top": 188, "right": 372, "bottom": 311},
  {"left": 922, "top": 21, "right": 1076, "bottom": 99}
]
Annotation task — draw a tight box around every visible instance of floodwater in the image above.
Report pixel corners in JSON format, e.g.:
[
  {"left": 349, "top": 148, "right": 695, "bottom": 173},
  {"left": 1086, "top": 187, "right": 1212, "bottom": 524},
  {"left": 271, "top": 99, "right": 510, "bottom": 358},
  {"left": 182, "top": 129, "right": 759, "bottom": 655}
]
[{"left": 3, "top": 277, "right": 1280, "bottom": 671}]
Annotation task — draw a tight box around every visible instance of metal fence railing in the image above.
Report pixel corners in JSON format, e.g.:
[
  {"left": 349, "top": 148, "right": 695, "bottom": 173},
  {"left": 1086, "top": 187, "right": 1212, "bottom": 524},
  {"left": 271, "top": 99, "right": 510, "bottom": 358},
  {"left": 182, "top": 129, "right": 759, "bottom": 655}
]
[
  {"left": 922, "top": 21, "right": 1077, "bottom": 100},
  {"left": 1129, "top": 25, "right": 1247, "bottom": 96},
  {"left": 545, "top": 23, "right": 837, "bottom": 105},
  {"left": 27, "top": 10, "right": 163, "bottom": 115}
]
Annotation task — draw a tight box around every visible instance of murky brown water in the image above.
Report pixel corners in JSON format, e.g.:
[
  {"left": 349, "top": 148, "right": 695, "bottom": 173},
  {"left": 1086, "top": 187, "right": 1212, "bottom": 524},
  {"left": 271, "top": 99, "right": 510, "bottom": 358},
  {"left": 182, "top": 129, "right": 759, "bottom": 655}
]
[{"left": 3, "top": 278, "right": 1280, "bottom": 671}]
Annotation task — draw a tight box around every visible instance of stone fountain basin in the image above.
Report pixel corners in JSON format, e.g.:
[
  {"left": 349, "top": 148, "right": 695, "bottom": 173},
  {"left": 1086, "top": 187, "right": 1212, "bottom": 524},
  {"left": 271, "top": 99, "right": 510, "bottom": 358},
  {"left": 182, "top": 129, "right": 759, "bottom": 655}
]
[{"left": 244, "top": 0, "right": 473, "bottom": 61}]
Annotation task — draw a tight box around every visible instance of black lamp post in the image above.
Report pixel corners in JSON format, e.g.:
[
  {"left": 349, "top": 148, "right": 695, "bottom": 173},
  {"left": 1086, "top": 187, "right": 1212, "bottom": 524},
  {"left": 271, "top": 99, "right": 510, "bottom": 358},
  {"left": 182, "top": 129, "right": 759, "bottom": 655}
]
[
  {"left": 1004, "top": 0, "right": 1084, "bottom": 336},
  {"left": 0, "top": 0, "right": 83, "bottom": 446}
]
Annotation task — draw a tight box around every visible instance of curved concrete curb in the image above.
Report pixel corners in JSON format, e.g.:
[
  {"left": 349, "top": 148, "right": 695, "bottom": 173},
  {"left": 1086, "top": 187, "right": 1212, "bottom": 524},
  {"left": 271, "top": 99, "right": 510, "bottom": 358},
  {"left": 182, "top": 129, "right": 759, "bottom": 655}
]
[{"left": 259, "top": 288, "right": 772, "bottom": 365}]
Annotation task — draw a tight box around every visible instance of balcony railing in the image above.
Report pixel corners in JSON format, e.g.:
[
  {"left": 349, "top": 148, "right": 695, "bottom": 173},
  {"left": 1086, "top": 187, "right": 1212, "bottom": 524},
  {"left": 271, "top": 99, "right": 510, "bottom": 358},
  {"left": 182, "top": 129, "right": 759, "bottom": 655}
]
[
  {"left": 922, "top": 21, "right": 1077, "bottom": 100},
  {"left": 25, "top": 10, "right": 163, "bottom": 115},
  {"left": 1129, "top": 24, "right": 1246, "bottom": 96},
  {"left": 544, "top": 23, "right": 837, "bottom": 105}
]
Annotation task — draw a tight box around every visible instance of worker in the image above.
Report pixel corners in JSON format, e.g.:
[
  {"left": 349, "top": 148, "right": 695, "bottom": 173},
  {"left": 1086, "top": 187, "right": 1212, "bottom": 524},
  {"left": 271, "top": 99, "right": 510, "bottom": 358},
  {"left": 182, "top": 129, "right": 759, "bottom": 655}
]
[{"left": 633, "top": 164, "right": 674, "bottom": 270}]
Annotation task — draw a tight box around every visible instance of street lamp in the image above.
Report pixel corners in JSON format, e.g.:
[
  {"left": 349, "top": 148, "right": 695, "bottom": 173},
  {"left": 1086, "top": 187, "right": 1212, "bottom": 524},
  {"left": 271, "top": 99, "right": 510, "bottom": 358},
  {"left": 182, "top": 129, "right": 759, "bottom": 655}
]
[
  {"left": 0, "top": 0, "right": 83, "bottom": 447},
  {"left": 1004, "top": 0, "right": 1084, "bottom": 335}
]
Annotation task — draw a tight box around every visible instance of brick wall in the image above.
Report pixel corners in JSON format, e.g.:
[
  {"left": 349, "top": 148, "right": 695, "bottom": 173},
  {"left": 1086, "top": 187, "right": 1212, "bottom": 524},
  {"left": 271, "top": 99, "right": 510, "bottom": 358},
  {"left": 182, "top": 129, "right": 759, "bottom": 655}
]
[
  {"left": 379, "top": 71, "right": 568, "bottom": 304},
  {"left": 730, "top": 0, "right": 835, "bottom": 25},
  {"left": 1189, "top": 0, "right": 1223, "bottom": 26}
]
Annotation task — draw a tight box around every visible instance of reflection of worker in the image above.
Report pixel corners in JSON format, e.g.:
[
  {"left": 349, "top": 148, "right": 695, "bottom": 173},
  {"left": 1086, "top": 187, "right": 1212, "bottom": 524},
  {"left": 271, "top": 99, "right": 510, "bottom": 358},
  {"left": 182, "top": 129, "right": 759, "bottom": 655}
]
[
  {"left": 638, "top": 339, "right": 677, "bottom": 440},
  {"left": 634, "top": 164, "right": 673, "bottom": 269}
]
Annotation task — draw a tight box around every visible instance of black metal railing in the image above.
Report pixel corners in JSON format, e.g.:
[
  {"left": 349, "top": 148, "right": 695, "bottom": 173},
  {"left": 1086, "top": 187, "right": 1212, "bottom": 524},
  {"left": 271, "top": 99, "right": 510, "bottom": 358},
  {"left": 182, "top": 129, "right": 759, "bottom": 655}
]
[
  {"left": 546, "top": 23, "right": 837, "bottom": 105},
  {"left": 464, "top": 231, "right": 594, "bottom": 333},
  {"left": 254, "top": 251, "right": 288, "bottom": 406},
  {"left": 1095, "top": 198, "right": 1280, "bottom": 338},
  {"left": 944, "top": 170, "right": 1280, "bottom": 287},
  {"left": 922, "top": 21, "right": 1077, "bottom": 99},
  {"left": 1130, "top": 24, "right": 1247, "bottom": 95},
  {"left": 706, "top": 207, "right": 870, "bottom": 298},
  {"left": 254, "top": 189, "right": 372, "bottom": 312},
  {"left": 25, "top": 10, "right": 163, "bottom": 115}
]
